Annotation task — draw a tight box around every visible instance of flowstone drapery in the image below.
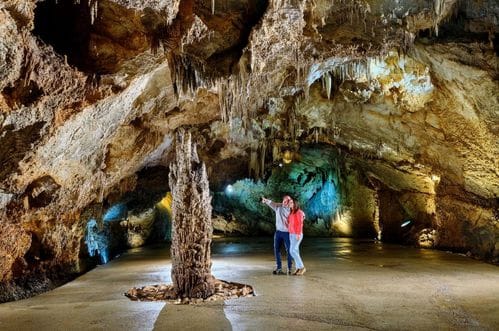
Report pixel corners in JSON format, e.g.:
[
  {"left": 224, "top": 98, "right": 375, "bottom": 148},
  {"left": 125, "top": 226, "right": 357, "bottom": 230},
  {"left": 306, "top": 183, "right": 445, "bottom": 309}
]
[{"left": 125, "top": 129, "right": 254, "bottom": 303}]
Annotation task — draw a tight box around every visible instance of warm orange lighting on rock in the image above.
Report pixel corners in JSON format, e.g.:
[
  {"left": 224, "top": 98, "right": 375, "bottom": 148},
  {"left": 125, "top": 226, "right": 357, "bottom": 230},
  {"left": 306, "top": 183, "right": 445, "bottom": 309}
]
[
  {"left": 158, "top": 192, "right": 173, "bottom": 215},
  {"left": 283, "top": 150, "right": 293, "bottom": 164}
]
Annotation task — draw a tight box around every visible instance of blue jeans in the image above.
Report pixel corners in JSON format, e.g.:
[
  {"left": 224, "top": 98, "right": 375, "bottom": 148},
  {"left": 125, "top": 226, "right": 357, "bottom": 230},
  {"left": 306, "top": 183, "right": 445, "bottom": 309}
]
[
  {"left": 274, "top": 231, "right": 292, "bottom": 271},
  {"left": 290, "top": 234, "right": 304, "bottom": 269}
]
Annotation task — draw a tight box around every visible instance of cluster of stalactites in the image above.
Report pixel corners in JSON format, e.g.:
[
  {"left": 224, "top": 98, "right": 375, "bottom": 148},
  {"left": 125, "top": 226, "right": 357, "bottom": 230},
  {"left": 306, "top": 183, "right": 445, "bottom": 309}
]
[
  {"left": 166, "top": 55, "right": 258, "bottom": 133},
  {"left": 165, "top": 1, "right": 303, "bottom": 130},
  {"left": 248, "top": 138, "right": 304, "bottom": 180},
  {"left": 330, "top": 0, "right": 371, "bottom": 26},
  {"left": 166, "top": 52, "right": 255, "bottom": 131},
  {"left": 219, "top": 50, "right": 309, "bottom": 133},
  {"left": 248, "top": 140, "right": 267, "bottom": 179},
  {"left": 307, "top": 58, "right": 371, "bottom": 100},
  {"left": 67, "top": 0, "right": 98, "bottom": 24},
  {"left": 168, "top": 53, "right": 217, "bottom": 99},
  {"left": 216, "top": 74, "right": 251, "bottom": 128}
]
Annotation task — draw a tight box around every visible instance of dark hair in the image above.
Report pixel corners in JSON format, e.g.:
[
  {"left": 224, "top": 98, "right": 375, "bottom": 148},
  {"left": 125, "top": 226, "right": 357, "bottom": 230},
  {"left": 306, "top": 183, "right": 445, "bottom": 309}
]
[{"left": 290, "top": 198, "right": 300, "bottom": 212}]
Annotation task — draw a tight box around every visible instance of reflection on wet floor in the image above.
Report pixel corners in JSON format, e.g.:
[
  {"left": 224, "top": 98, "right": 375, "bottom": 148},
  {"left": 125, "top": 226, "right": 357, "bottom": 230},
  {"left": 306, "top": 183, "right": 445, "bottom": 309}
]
[
  {"left": 212, "top": 237, "right": 407, "bottom": 260},
  {"left": 212, "top": 237, "right": 366, "bottom": 256}
]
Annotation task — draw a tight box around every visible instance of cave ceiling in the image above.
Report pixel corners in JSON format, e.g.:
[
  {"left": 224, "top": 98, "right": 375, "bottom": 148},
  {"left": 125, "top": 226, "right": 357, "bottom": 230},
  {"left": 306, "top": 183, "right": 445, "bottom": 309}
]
[{"left": 0, "top": 0, "right": 498, "bottom": 294}]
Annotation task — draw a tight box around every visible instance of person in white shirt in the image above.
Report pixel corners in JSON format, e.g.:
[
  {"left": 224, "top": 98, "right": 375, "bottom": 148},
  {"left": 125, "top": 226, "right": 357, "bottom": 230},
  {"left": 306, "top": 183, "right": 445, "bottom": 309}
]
[{"left": 261, "top": 195, "right": 293, "bottom": 275}]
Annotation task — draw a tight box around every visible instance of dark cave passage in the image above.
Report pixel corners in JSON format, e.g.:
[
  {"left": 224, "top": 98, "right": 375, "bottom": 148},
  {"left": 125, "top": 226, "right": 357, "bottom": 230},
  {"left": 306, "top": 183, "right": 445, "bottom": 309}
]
[{"left": 34, "top": 0, "right": 93, "bottom": 72}]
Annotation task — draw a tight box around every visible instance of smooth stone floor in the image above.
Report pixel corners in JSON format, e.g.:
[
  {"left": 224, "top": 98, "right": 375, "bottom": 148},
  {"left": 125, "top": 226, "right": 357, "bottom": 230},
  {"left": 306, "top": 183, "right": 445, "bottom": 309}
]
[{"left": 0, "top": 237, "right": 498, "bottom": 331}]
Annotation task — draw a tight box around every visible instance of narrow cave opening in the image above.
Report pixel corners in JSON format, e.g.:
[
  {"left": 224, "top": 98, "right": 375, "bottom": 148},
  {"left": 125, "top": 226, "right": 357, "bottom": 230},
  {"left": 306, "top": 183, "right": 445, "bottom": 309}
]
[{"left": 33, "top": 0, "right": 93, "bottom": 72}]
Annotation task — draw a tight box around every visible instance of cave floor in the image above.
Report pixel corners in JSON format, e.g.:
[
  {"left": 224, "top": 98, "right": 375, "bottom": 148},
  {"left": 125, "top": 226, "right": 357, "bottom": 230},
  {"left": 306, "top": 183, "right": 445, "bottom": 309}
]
[{"left": 0, "top": 237, "right": 498, "bottom": 331}]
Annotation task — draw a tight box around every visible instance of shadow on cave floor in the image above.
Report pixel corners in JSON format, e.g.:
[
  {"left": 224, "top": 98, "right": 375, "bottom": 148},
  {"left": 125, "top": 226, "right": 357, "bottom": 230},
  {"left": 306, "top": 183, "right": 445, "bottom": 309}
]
[{"left": 0, "top": 238, "right": 498, "bottom": 330}]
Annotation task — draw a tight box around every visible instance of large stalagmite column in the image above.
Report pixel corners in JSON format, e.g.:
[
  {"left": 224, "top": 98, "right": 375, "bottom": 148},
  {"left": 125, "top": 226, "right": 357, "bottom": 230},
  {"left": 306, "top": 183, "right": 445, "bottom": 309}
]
[{"left": 168, "top": 128, "right": 215, "bottom": 299}]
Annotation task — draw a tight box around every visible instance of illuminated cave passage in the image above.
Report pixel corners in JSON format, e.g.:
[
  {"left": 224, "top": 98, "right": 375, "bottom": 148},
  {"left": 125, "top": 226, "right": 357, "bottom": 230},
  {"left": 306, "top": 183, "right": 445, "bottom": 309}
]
[
  {"left": 0, "top": 0, "right": 498, "bottom": 328},
  {"left": 80, "top": 142, "right": 490, "bottom": 271},
  {"left": 82, "top": 166, "right": 171, "bottom": 265},
  {"left": 212, "top": 145, "right": 377, "bottom": 238}
]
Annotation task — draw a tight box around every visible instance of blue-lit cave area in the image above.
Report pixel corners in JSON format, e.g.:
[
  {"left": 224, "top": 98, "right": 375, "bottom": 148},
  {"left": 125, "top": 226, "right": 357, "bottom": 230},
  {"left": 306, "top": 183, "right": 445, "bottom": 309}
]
[
  {"left": 213, "top": 144, "right": 377, "bottom": 238},
  {"left": 81, "top": 167, "right": 172, "bottom": 266}
]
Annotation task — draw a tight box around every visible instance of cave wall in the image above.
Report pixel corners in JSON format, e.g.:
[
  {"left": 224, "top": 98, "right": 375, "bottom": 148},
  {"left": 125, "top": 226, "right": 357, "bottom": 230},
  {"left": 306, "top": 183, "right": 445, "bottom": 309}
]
[
  {"left": 435, "top": 185, "right": 498, "bottom": 260},
  {"left": 342, "top": 169, "right": 378, "bottom": 238},
  {"left": 0, "top": 0, "right": 497, "bottom": 302}
]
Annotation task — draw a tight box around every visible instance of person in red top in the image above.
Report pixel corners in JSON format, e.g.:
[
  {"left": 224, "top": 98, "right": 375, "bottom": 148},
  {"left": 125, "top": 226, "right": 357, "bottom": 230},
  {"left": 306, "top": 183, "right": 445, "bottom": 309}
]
[{"left": 288, "top": 198, "right": 306, "bottom": 275}]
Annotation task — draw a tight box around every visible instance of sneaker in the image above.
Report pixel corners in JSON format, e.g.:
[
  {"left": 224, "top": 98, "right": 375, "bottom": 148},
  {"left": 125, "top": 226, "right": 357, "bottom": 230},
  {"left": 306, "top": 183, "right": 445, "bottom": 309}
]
[
  {"left": 273, "top": 268, "right": 284, "bottom": 275},
  {"left": 297, "top": 267, "right": 307, "bottom": 275},
  {"left": 292, "top": 269, "right": 300, "bottom": 275}
]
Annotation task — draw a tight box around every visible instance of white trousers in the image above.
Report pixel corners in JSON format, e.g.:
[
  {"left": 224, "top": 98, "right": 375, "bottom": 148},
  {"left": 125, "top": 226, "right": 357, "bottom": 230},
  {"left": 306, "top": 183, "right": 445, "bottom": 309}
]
[{"left": 289, "top": 234, "right": 304, "bottom": 269}]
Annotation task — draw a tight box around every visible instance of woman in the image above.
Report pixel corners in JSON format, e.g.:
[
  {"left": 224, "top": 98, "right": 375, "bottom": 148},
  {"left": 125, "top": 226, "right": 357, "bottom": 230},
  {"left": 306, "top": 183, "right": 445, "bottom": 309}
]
[{"left": 288, "top": 199, "right": 306, "bottom": 275}]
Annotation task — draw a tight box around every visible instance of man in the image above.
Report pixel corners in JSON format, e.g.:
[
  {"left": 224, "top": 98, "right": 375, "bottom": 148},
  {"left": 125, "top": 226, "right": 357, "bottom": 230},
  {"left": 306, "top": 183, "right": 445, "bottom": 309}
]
[{"left": 261, "top": 195, "right": 293, "bottom": 275}]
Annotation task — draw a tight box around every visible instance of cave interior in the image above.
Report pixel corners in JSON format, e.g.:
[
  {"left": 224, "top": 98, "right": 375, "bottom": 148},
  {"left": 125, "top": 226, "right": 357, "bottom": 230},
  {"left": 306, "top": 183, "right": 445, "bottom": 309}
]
[{"left": 0, "top": 0, "right": 497, "bottom": 306}]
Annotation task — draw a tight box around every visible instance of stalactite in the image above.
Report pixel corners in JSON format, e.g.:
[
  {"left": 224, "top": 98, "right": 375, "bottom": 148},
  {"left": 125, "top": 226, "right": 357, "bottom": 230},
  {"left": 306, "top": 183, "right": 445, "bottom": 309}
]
[
  {"left": 288, "top": 107, "right": 295, "bottom": 142},
  {"left": 325, "top": 72, "right": 332, "bottom": 99},
  {"left": 249, "top": 147, "right": 259, "bottom": 178},
  {"left": 260, "top": 140, "right": 267, "bottom": 179},
  {"left": 434, "top": 0, "right": 443, "bottom": 36},
  {"left": 212, "top": 0, "right": 215, "bottom": 15},
  {"left": 433, "top": 0, "right": 458, "bottom": 37},
  {"left": 373, "top": 187, "right": 381, "bottom": 240},
  {"left": 272, "top": 141, "right": 280, "bottom": 162},
  {"left": 89, "top": 0, "right": 98, "bottom": 25}
]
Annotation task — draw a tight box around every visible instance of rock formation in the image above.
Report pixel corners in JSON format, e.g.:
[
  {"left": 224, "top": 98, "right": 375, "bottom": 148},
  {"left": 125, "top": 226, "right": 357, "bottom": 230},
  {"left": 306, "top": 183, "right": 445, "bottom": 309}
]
[
  {"left": 125, "top": 128, "right": 255, "bottom": 303},
  {"left": 0, "top": 0, "right": 497, "bottom": 302},
  {"left": 168, "top": 128, "right": 215, "bottom": 299}
]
